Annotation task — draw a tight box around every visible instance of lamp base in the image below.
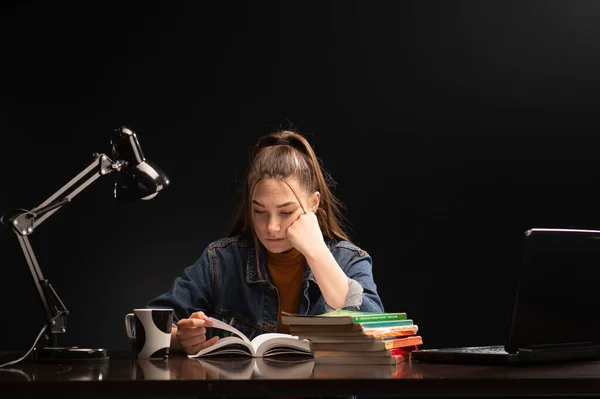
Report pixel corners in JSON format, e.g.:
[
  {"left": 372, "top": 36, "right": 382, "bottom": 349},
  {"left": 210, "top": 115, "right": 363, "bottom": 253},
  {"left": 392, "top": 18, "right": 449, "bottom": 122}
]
[{"left": 33, "top": 346, "right": 109, "bottom": 363}]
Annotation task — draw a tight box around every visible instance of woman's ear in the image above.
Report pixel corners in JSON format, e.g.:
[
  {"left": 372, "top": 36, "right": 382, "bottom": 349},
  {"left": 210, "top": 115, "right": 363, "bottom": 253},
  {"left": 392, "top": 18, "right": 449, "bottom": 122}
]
[{"left": 310, "top": 191, "right": 321, "bottom": 212}]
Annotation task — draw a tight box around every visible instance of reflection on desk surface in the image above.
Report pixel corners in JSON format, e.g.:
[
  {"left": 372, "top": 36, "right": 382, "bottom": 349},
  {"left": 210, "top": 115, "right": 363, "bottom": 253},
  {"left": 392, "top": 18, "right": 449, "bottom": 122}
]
[
  {"left": 2, "top": 352, "right": 600, "bottom": 383},
  {"left": 196, "top": 357, "right": 315, "bottom": 380},
  {"left": 0, "top": 353, "right": 421, "bottom": 382}
]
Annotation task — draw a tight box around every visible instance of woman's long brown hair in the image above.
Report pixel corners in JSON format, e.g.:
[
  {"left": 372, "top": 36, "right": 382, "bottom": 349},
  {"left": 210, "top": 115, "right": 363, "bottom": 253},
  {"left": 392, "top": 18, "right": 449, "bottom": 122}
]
[{"left": 229, "top": 130, "right": 352, "bottom": 273}]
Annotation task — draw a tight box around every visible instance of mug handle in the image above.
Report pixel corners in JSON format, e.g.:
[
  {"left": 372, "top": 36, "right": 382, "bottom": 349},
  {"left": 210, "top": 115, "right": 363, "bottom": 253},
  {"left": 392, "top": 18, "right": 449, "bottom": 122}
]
[{"left": 125, "top": 313, "right": 135, "bottom": 339}]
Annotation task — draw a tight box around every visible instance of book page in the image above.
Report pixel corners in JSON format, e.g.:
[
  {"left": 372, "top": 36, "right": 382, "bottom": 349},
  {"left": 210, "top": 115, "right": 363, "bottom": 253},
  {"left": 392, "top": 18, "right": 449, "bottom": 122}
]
[
  {"left": 251, "top": 333, "right": 312, "bottom": 357},
  {"left": 250, "top": 333, "right": 297, "bottom": 352},
  {"left": 188, "top": 336, "right": 254, "bottom": 357},
  {"left": 209, "top": 317, "right": 252, "bottom": 344}
]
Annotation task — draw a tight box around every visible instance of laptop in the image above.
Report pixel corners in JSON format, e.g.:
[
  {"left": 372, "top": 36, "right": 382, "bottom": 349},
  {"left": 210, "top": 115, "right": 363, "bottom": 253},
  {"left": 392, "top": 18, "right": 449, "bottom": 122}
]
[{"left": 412, "top": 228, "right": 600, "bottom": 365}]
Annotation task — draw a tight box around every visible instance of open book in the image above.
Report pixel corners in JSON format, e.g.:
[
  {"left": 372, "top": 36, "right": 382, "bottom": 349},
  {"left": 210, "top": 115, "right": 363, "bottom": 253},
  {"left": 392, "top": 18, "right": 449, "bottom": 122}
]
[{"left": 187, "top": 317, "right": 312, "bottom": 358}]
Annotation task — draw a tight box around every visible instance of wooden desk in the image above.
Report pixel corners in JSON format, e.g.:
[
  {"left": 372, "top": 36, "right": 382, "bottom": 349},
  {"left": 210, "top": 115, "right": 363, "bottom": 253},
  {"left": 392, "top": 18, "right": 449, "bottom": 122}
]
[{"left": 2, "top": 352, "right": 600, "bottom": 398}]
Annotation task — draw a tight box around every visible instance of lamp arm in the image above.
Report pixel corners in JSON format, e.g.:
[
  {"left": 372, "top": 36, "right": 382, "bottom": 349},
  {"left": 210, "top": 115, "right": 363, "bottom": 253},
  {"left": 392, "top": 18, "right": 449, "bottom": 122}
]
[
  {"left": 4, "top": 153, "right": 124, "bottom": 343},
  {"left": 16, "top": 234, "right": 69, "bottom": 336},
  {"left": 11, "top": 153, "right": 121, "bottom": 234}
]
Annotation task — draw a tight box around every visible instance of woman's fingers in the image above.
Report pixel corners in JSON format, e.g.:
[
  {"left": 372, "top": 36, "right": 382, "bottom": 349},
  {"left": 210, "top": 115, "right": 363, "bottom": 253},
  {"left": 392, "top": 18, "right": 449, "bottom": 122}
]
[
  {"left": 190, "top": 311, "right": 209, "bottom": 320},
  {"left": 175, "top": 312, "right": 217, "bottom": 354},
  {"left": 186, "top": 335, "right": 220, "bottom": 355},
  {"left": 177, "top": 326, "right": 207, "bottom": 340},
  {"left": 177, "top": 317, "right": 213, "bottom": 330},
  {"left": 180, "top": 331, "right": 207, "bottom": 348}
]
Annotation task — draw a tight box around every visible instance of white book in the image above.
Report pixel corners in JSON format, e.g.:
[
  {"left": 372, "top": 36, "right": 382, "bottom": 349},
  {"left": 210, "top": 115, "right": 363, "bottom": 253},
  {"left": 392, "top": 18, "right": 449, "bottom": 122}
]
[{"left": 187, "top": 317, "right": 312, "bottom": 358}]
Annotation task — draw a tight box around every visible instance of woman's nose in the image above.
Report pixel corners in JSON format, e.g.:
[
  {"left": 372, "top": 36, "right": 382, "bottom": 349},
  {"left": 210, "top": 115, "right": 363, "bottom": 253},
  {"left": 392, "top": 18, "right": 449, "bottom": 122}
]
[{"left": 267, "top": 218, "right": 280, "bottom": 232}]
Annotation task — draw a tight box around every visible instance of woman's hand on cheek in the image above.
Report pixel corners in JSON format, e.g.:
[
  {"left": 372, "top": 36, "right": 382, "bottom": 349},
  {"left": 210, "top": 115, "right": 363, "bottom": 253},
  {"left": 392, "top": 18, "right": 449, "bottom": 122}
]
[{"left": 286, "top": 211, "right": 327, "bottom": 258}]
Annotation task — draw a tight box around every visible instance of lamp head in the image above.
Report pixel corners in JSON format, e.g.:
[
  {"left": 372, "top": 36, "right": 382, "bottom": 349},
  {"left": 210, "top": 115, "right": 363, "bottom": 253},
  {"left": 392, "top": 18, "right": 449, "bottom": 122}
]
[{"left": 110, "top": 127, "right": 170, "bottom": 202}]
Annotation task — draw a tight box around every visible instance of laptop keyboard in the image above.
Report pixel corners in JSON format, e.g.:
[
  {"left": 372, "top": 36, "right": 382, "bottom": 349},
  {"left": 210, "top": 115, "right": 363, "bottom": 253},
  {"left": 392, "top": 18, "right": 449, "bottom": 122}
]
[{"left": 458, "top": 346, "right": 508, "bottom": 354}]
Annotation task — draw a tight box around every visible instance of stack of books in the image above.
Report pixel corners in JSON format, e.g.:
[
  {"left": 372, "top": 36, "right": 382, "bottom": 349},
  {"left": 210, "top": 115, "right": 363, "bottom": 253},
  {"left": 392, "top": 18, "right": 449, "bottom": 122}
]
[{"left": 281, "top": 309, "right": 423, "bottom": 365}]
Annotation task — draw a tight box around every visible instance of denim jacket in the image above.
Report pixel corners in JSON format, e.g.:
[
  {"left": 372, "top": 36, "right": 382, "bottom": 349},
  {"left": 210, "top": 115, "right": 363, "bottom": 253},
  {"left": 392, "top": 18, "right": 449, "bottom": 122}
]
[{"left": 146, "top": 234, "right": 384, "bottom": 340}]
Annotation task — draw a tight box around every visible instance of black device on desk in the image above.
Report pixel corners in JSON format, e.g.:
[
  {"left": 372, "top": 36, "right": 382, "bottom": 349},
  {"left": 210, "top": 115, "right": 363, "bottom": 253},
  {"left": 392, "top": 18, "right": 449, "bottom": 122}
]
[{"left": 413, "top": 228, "right": 600, "bottom": 365}]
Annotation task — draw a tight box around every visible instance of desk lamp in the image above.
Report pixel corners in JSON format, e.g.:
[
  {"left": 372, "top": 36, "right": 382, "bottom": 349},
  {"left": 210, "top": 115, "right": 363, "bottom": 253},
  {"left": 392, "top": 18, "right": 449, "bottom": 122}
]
[{"left": 0, "top": 127, "right": 169, "bottom": 363}]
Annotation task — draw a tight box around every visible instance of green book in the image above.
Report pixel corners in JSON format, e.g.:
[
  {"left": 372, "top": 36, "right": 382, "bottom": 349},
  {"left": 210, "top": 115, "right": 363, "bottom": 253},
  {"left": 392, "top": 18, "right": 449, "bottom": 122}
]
[
  {"left": 360, "top": 319, "right": 414, "bottom": 328},
  {"left": 281, "top": 310, "right": 408, "bottom": 326},
  {"left": 319, "top": 309, "right": 408, "bottom": 323}
]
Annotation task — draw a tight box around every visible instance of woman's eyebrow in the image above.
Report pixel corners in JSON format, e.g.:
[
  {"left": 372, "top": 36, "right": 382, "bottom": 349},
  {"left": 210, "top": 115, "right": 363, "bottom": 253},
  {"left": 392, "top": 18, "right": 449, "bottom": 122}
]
[{"left": 251, "top": 200, "right": 297, "bottom": 208}]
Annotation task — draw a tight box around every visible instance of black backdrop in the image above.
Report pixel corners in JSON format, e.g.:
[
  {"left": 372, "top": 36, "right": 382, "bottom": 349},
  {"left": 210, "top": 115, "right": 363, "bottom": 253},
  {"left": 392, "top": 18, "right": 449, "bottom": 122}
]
[{"left": 2, "top": 0, "right": 600, "bottom": 353}]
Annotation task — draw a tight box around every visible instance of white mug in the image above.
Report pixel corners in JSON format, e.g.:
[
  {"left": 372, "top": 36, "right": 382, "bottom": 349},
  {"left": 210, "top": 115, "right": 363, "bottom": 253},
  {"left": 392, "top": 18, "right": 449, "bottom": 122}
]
[{"left": 125, "top": 308, "right": 173, "bottom": 359}]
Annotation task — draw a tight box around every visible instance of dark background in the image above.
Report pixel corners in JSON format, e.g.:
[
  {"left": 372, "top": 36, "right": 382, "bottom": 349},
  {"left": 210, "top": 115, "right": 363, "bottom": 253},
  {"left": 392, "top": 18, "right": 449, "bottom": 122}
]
[{"left": 2, "top": 0, "right": 600, "bottom": 353}]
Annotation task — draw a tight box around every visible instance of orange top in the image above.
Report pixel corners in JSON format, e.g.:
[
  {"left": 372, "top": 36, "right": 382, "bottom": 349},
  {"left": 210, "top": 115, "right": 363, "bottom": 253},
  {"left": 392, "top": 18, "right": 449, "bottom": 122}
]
[{"left": 266, "top": 248, "right": 305, "bottom": 334}]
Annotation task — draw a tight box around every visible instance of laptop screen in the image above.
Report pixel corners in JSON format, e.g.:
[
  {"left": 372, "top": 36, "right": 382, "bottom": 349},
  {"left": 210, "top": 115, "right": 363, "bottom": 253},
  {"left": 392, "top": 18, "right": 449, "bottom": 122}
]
[{"left": 505, "top": 228, "right": 600, "bottom": 353}]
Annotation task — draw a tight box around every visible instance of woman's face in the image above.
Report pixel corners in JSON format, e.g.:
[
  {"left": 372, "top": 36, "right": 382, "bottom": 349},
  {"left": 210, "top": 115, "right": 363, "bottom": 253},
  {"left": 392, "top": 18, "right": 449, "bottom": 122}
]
[{"left": 251, "top": 177, "right": 311, "bottom": 253}]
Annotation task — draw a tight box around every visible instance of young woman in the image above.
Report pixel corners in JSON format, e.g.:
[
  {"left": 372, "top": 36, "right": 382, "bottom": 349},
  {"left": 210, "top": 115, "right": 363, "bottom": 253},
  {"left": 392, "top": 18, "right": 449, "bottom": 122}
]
[{"left": 147, "top": 129, "right": 385, "bottom": 355}]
